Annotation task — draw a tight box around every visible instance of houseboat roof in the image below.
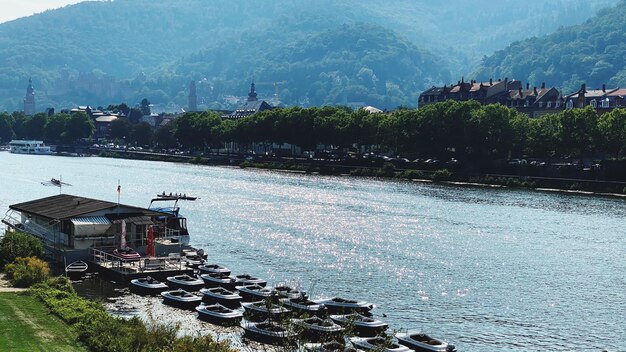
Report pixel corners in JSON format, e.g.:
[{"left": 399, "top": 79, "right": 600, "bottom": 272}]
[{"left": 10, "top": 194, "right": 167, "bottom": 221}]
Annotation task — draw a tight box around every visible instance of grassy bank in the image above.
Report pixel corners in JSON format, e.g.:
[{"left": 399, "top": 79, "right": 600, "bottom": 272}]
[{"left": 0, "top": 292, "right": 86, "bottom": 352}]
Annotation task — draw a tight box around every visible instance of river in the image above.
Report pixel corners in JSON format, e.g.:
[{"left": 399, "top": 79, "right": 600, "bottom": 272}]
[{"left": 1, "top": 152, "right": 624, "bottom": 351}]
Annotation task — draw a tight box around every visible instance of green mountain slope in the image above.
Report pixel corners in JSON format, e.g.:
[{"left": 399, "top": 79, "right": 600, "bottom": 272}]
[
  {"left": 473, "top": 0, "right": 626, "bottom": 93},
  {"left": 0, "top": 0, "right": 617, "bottom": 111}
]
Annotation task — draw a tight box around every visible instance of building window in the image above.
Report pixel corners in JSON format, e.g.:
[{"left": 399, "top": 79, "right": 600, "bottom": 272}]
[
  {"left": 556, "top": 101, "right": 561, "bottom": 108},
  {"left": 547, "top": 101, "right": 552, "bottom": 108},
  {"left": 590, "top": 99, "right": 597, "bottom": 108},
  {"left": 602, "top": 99, "right": 609, "bottom": 108},
  {"left": 566, "top": 100, "right": 573, "bottom": 109},
  {"left": 539, "top": 102, "right": 544, "bottom": 108}
]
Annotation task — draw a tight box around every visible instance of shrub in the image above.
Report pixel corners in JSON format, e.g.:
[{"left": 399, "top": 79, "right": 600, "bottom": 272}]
[
  {"left": 431, "top": 169, "right": 452, "bottom": 183},
  {"left": 398, "top": 169, "right": 425, "bottom": 179},
  {"left": 4, "top": 256, "right": 50, "bottom": 287},
  {"left": 0, "top": 231, "right": 44, "bottom": 269},
  {"left": 377, "top": 162, "right": 396, "bottom": 177}
]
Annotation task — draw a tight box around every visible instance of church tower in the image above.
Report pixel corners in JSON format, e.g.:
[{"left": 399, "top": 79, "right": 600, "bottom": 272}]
[
  {"left": 188, "top": 80, "right": 197, "bottom": 112},
  {"left": 247, "top": 81, "right": 258, "bottom": 102},
  {"left": 24, "top": 77, "right": 36, "bottom": 116}
]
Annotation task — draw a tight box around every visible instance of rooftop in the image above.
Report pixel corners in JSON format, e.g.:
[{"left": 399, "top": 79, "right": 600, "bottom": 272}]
[{"left": 10, "top": 194, "right": 165, "bottom": 221}]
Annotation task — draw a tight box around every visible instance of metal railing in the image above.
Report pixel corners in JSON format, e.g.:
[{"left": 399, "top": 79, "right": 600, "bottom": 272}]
[{"left": 89, "top": 247, "right": 185, "bottom": 273}]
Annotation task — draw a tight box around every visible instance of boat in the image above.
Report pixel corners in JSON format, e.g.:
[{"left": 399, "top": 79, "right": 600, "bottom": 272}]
[
  {"left": 330, "top": 313, "right": 388, "bottom": 337},
  {"left": 149, "top": 195, "right": 196, "bottom": 245},
  {"left": 275, "top": 284, "right": 306, "bottom": 299},
  {"left": 241, "top": 301, "right": 292, "bottom": 322},
  {"left": 198, "top": 263, "right": 231, "bottom": 276},
  {"left": 200, "top": 273, "right": 238, "bottom": 290},
  {"left": 303, "top": 340, "right": 360, "bottom": 352},
  {"left": 293, "top": 316, "right": 345, "bottom": 343},
  {"left": 157, "top": 193, "right": 198, "bottom": 201},
  {"left": 199, "top": 287, "right": 242, "bottom": 309},
  {"left": 237, "top": 284, "right": 277, "bottom": 302},
  {"left": 130, "top": 276, "right": 169, "bottom": 295},
  {"left": 350, "top": 337, "right": 412, "bottom": 352},
  {"left": 395, "top": 331, "right": 457, "bottom": 352},
  {"left": 9, "top": 140, "right": 54, "bottom": 155},
  {"left": 234, "top": 274, "right": 267, "bottom": 287},
  {"left": 242, "top": 321, "right": 297, "bottom": 345},
  {"left": 195, "top": 303, "right": 243, "bottom": 326},
  {"left": 184, "top": 254, "right": 205, "bottom": 268},
  {"left": 317, "top": 297, "right": 373, "bottom": 314},
  {"left": 280, "top": 296, "right": 326, "bottom": 317},
  {"left": 65, "top": 260, "right": 88, "bottom": 279},
  {"left": 112, "top": 247, "right": 141, "bottom": 262},
  {"left": 166, "top": 274, "right": 204, "bottom": 291},
  {"left": 161, "top": 289, "right": 202, "bottom": 310}
]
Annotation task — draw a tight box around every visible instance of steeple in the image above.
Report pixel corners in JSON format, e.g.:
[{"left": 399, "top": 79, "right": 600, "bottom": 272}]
[
  {"left": 24, "top": 77, "right": 36, "bottom": 116},
  {"left": 247, "top": 81, "right": 258, "bottom": 102},
  {"left": 188, "top": 80, "right": 197, "bottom": 112}
]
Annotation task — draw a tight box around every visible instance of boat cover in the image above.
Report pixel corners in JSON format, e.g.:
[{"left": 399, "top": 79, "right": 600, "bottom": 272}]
[{"left": 71, "top": 216, "right": 111, "bottom": 237}]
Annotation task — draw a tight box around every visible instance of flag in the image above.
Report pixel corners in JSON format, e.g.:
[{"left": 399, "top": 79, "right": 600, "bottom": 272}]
[{"left": 117, "top": 184, "right": 121, "bottom": 194}]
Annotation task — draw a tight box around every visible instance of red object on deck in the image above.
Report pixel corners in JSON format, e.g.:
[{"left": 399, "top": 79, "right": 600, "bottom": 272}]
[{"left": 147, "top": 225, "right": 155, "bottom": 257}]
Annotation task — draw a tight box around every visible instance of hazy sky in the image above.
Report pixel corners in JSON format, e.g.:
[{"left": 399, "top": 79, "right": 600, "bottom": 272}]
[{"left": 0, "top": 0, "right": 84, "bottom": 24}]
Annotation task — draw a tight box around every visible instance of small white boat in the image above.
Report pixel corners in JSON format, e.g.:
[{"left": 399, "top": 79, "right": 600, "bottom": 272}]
[
  {"left": 161, "top": 289, "right": 202, "bottom": 310},
  {"left": 316, "top": 297, "right": 373, "bottom": 314},
  {"left": 242, "top": 321, "right": 297, "bottom": 345},
  {"left": 199, "top": 287, "right": 242, "bottom": 308},
  {"left": 200, "top": 273, "right": 238, "bottom": 290},
  {"left": 237, "top": 284, "right": 276, "bottom": 302},
  {"left": 130, "top": 276, "right": 168, "bottom": 295},
  {"left": 274, "top": 284, "right": 306, "bottom": 299},
  {"left": 293, "top": 316, "right": 345, "bottom": 343},
  {"left": 350, "top": 336, "right": 412, "bottom": 351},
  {"left": 112, "top": 247, "right": 141, "bottom": 262},
  {"left": 395, "top": 331, "right": 457, "bottom": 352},
  {"left": 195, "top": 303, "right": 243, "bottom": 326},
  {"left": 330, "top": 313, "right": 388, "bottom": 337},
  {"left": 280, "top": 296, "right": 326, "bottom": 316},
  {"left": 242, "top": 301, "right": 291, "bottom": 322},
  {"left": 65, "top": 260, "right": 88, "bottom": 279},
  {"left": 166, "top": 274, "right": 204, "bottom": 291},
  {"left": 234, "top": 274, "right": 266, "bottom": 287},
  {"left": 198, "top": 263, "right": 230, "bottom": 276}
]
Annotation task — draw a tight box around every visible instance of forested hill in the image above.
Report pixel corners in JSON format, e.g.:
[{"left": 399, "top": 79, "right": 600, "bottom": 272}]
[
  {"left": 473, "top": 0, "right": 626, "bottom": 94},
  {"left": 0, "top": 0, "right": 617, "bottom": 111}
]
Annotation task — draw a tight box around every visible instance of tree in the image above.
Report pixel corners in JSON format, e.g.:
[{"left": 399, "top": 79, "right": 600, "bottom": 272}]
[
  {"left": 130, "top": 122, "right": 153, "bottom": 147},
  {"left": 0, "top": 231, "right": 44, "bottom": 268},
  {"left": 109, "top": 118, "right": 131, "bottom": 141},
  {"left": 596, "top": 108, "right": 626, "bottom": 158},
  {"left": 66, "top": 111, "right": 95, "bottom": 143},
  {"left": 557, "top": 106, "right": 597, "bottom": 160},
  {"left": 154, "top": 123, "right": 177, "bottom": 149},
  {"left": 23, "top": 113, "right": 48, "bottom": 140},
  {"left": 465, "top": 104, "right": 515, "bottom": 159},
  {"left": 0, "top": 112, "right": 15, "bottom": 142},
  {"left": 44, "top": 113, "right": 69, "bottom": 142}
]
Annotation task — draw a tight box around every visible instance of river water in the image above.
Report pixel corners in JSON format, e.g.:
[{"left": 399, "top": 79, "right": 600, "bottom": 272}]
[{"left": 1, "top": 152, "right": 624, "bottom": 351}]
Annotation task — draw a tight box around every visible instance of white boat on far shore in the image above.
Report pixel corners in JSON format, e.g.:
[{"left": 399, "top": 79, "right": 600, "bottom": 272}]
[{"left": 9, "top": 140, "right": 54, "bottom": 155}]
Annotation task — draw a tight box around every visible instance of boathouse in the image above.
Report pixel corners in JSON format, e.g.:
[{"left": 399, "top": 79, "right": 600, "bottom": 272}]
[{"left": 3, "top": 194, "right": 173, "bottom": 259}]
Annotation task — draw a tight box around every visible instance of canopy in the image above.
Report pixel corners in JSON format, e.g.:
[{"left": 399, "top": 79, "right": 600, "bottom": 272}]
[{"left": 71, "top": 216, "right": 112, "bottom": 237}]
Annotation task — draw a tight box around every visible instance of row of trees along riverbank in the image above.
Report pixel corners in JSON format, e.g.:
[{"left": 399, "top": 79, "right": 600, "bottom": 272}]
[{"left": 3, "top": 101, "right": 626, "bottom": 175}]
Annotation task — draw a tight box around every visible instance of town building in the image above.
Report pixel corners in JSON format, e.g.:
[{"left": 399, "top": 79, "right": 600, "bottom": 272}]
[
  {"left": 226, "top": 82, "right": 273, "bottom": 119},
  {"left": 564, "top": 84, "right": 626, "bottom": 111},
  {"left": 188, "top": 80, "right": 198, "bottom": 112},
  {"left": 24, "top": 78, "right": 36, "bottom": 116}
]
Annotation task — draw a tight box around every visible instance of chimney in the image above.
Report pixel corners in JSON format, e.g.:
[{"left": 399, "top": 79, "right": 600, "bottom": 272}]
[
  {"left": 489, "top": 78, "right": 493, "bottom": 85},
  {"left": 602, "top": 84, "right": 606, "bottom": 92},
  {"left": 533, "top": 87, "right": 537, "bottom": 95},
  {"left": 541, "top": 82, "right": 545, "bottom": 89},
  {"left": 526, "top": 83, "right": 530, "bottom": 90}
]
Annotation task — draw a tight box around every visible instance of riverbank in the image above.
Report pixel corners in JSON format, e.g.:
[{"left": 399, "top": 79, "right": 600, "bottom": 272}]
[
  {"left": 0, "top": 292, "right": 86, "bottom": 351},
  {"left": 98, "top": 149, "right": 626, "bottom": 199}
]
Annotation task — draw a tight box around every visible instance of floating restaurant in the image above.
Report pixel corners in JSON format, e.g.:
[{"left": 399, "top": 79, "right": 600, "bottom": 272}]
[{"left": 2, "top": 194, "right": 194, "bottom": 280}]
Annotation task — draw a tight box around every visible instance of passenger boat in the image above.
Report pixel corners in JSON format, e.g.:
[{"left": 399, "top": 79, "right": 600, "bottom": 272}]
[
  {"left": 161, "top": 289, "right": 202, "bottom": 310},
  {"left": 280, "top": 296, "right": 326, "bottom": 317},
  {"left": 200, "top": 273, "right": 238, "bottom": 290},
  {"left": 293, "top": 317, "right": 345, "bottom": 343},
  {"left": 195, "top": 303, "right": 243, "bottom": 326},
  {"left": 317, "top": 297, "right": 373, "bottom": 314},
  {"left": 65, "top": 260, "right": 88, "bottom": 279},
  {"left": 237, "top": 284, "right": 276, "bottom": 302},
  {"left": 350, "top": 337, "right": 412, "bottom": 352},
  {"left": 241, "top": 301, "right": 291, "bottom": 322},
  {"left": 130, "top": 276, "right": 168, "bottom": 295},
  {"left": 199, "top": 287, "right": 242, "bottom": 308},
  {"left": 166, "top": 274, "right": 204, "bottom": 291},
  {"left": 198, "top": 263, "right": 230, "bottom": 276},
  {"left": 112, "top": 247, "right": 141, "bottom": 261},
  {"left": 395, "top": 331, "right": 457, "bottom": 352},
  {"left": 9, "top": 140, "right": 54, "bottom": 155},
  {"left": 275, "top": 285, "right": 306, "bottom": 299},
  {"left": 234, "top": 274, "right": 266, "bottom": 287},
  {"left": 330, "top": 313, "right": 388, "bottom": 337},
  {"left": 242, "top": 321, "right": 297, "bottom": 345},
  {"left": 148, "top": 195, "right": 195, "bottom": 245}
]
